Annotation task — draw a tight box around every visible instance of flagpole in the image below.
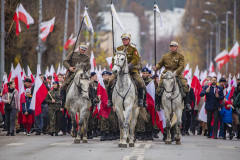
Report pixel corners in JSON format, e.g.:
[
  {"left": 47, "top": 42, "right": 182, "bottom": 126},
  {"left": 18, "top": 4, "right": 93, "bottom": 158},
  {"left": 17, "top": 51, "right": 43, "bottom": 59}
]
[
  {"left": 111, "top": 0, "right": 114, "bottom": 55},
  {"left": 154, "top": 2, "right": 157, "bottom": 87}
]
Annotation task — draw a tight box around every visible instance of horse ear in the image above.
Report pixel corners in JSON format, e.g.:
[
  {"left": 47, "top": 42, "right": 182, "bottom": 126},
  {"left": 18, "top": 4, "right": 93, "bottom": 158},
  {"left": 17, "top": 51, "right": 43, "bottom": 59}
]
[{"left": 162, "top": 73, "right": 166, "bottom": 77}]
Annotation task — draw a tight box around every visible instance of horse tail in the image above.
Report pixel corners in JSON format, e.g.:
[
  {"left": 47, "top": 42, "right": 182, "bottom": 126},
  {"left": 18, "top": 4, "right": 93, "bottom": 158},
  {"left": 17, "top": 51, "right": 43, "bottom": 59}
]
[{"left": 170, "top": 113, "right": 177, "bottom": 128}]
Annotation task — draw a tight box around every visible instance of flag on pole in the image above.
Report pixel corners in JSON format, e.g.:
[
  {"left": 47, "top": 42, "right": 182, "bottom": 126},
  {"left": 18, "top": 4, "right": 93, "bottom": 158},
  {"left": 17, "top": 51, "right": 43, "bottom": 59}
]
[
  {"left": 90, "top": 51, "right": 96, "bottom": 72},
  {"left": 57, "top": 63, "right": 61, "bottom": 75},
  {"left": 106, "top": 57, "right": 112, "bottom": 70},
  {"left": 183, "top": 63, "right": 189, "bottom": 77},
  {"left": 2, "top": 75, "right": 8, "bottom": 95},
  {"left": 208, "top": 61, "right": 215, "bottom": 73},
  {"left": 27, "top": 66, "right": 35, "bottom": 84},
  {"left": 13, "top": 6, "right": 21, "bottom": 36},
  {"left": 18, "top": 3, "right": 34, "bottom": 29},
  {"left": 191, "top": 66, "right": 202, "bottom": 105},
  {"left": 154, "top": 4, "right": 164, "bottom": 29},
  {"left": 29, "top": 76, "right": 48, "bottom": 116},
  {"left": 39, "top": 17, "right": 55, "bottom": 41},
  {"left": 228, "top": 41, "right": 240, "bottom": 59},
  {"left": 83, "top": 8, "right": 94, "bottom": 33},
  {"left": 8, "top": 64, "right": 14, "bottom": 82},
  {"left": 64, "top": 34, "right": 77, "bottom": 50},
  {"left": 214, "top": 50, "right": 229, "bottom": 70},
  {"left": 111, "top": 4, "right": 124, "bottom": 30},
  {"left": 37, "top": 64, "right": 41, "bottom": 76}
]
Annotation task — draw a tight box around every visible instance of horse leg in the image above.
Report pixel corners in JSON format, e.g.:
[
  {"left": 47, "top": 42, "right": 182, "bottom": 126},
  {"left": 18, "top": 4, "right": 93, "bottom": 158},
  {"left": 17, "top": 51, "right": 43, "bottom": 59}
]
[
  {"left": 82, "top": 106, "right": 90, "bottom": 143},
  {"left": 175, "top": 108, "right": 182, "bottom": 145},
  {"left": 121, "top": 107, "right": 132, "bottom": 148},
  {"left": 129, "top": 107, "right": 139, "bottom": 147},
  {"left": 164, "top": 108, "right": 172, "bottom": 144},
  {"left": 69, "top": 108, "right": 79, "bottom": 143},
  {"left": 116, "top": 108, "right": 125, "bottom": 147}
]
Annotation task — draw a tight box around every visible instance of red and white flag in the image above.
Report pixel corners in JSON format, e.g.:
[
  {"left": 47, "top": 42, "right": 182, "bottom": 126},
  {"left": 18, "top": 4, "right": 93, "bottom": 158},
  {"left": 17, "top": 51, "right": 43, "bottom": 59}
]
[
  {"left": 8, "top": 64, "right": 14, "bottom": 82},
  {"left": 18, "top": 3, "right": 34, "bottom": 29},
  {"left": 208, "top": 61, "right": 215, "bottom": 73},
  {"left": 228, "top": 41, "right": 240, "bottom": 59},
  {"left": 90, "top": 51, "right": 96, "bottom": 72},
  {"left": 57, "top": 63, "right": 61, "bottom": 75},
  {"left": 29, "top": 76, "right": 48, "bottom": 116},
  {"left": 13, "top": 6, "right": 21, "bottom": 36},
  {"left": 64, "top": 34, "right": 77, "bottom": 50},
  {"left": 191, "top": 65, "right": 202, "bottom": 105},
  {"left": 27, "top": 66, "right": 35, "bottom": 84},
  {"left": 21, "top": 68, "right": 26, "bottom": 80},
  {"left": 106, "top": 57, "right": 112, "bottom": 70},
  {"left": 183, "top": 63, "right": 189, "bottom": 77},
  {"left": 2, "top": 75, "right": 8, "bottom": 95},
  {"left": 14, "top": 64, "right": 23, "bottom": 110},
  {"left": 97, "top": 73, "right": 111, "bottom": 118},
  {"left": 214, "top": 50, "right": 229, "bottom": 70},
  {"left": 39, "top": 17, "right": 55, "bottom": 41}
]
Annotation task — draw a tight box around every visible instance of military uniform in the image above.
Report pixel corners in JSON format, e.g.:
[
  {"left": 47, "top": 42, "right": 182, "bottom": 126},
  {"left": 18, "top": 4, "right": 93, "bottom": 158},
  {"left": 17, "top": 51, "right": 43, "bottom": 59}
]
[
  {"left": 107, "top": 43, "right": 144, "bottom": 107},
  {"left": 45, "top": 88, "right": 62, "bottom": 135}
]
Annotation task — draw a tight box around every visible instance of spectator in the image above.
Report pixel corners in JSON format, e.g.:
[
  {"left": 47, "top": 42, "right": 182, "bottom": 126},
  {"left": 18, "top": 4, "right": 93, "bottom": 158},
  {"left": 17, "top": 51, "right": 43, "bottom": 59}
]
[
  {"left": 47, "top": 76, "right": 52, "bottom": 89},
  {"left": 0, "top": 90, "right": 7, "bottom": 131},
  {"left": 200, "top": 76, "right": 224, "bottom": 139},
  {"left": 22, "top": 89, "right": 33, "bottom": 136},
  {"left": 220, "top": 101, "right": 233, "bottom": 140},
  {"left": 234, "top": 87, "right": 240, "bottom": 139},
  {"left": 2, "top": 81, "right": 20, "bottom": 136},
  {"left": 58, "top": 74, "right": 64, "bottom": 83}
]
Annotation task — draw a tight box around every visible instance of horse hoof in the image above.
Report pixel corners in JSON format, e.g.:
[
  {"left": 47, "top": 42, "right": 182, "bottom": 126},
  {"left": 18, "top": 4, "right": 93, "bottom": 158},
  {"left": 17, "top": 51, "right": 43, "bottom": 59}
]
[
  {"left": 165, "top": 140, "right": 172, "bottom": 145},
  {"left": 74, "top": 139, "right": 81, "bottom": 144},
  {"left": 175, "top": 139, "right": 181, "bottom": 145},
  {"left": 129, "top": 143, "right": 135, "bottom": 147},
  {"left": 82, "top": 140, "right": 88, "bottom": 143},
  {"left": 121, "top": 144, "right": 127, "bottom": 148},
  {"left": 118, "top": 143, "right": 122, "bottom": 147}
]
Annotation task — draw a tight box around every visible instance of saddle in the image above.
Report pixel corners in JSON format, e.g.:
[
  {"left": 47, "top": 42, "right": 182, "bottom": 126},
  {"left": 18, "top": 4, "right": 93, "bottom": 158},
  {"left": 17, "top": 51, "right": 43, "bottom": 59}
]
[{"left": 110, "top": 76, "right": 139, "bottom": 94}]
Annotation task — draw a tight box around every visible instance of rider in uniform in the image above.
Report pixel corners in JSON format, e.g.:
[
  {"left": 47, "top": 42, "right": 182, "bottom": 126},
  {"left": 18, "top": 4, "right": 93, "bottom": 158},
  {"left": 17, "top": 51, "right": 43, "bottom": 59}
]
[
  {"left": 153, "top": 41, "right": 191, "bottom": 111},
  {"left": 61, "top": 43, "right": 99, "bottom": 108},
  {"left": 107, "top": 33, "right": 144, "bottom": 107}
]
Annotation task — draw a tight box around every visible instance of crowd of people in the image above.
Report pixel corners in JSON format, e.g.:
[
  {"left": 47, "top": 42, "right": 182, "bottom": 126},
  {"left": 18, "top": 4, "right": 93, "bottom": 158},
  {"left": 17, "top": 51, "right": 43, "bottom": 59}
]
[{"left": 0, "top": 67, "right": 239, "bottom": 141}]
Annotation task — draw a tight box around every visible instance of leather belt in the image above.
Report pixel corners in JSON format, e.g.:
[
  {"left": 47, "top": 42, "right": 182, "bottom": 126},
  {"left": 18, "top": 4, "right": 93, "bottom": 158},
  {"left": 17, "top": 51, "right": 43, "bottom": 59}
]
[{"left": 165, "top": 68, "right": 177, "bottom": 70}]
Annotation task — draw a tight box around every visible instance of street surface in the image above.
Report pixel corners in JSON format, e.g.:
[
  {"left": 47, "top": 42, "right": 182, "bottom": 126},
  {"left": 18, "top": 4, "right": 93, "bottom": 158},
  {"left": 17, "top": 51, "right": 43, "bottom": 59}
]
[{"left": 0, "top": 132, "right": 239, "bottom": 160}]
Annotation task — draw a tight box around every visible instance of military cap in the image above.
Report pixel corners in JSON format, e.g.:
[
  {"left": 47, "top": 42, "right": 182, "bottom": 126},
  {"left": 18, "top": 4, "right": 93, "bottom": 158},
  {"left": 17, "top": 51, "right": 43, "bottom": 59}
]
[
  {"left": 53, "top": 81, "right": 59, "bottom": 84},
  {"left": 170, "top": 41, "right": 178, "bottom": 46},
  {"left": 141, "top": 67, "right": 149, "bottom": 72},
  {"left": 24, "top": 78, "right": 32, "bottom": 83},
  {"left": 102, "top": 71, "right": 108, "bottom": 76},
  {"left": 121, "top": 33, "right": 131, "bottom": 39},
  {"left": 91, "top": 72, "right": 96, "bottom": 77},
  {"left": 79, "top": 42, "right": 88, "bottom": 51},
  {"left": 151, "top": 74, "right": 159, "bottom": 79},
  {"left": 219, "top": 77, "right": 227, "bottom": 83},
  {"left": 148, "top": 70, "right": 152, "bottom": 74},
  {"left": 107, "top": 71, "right": 112, "bottom": 75}
]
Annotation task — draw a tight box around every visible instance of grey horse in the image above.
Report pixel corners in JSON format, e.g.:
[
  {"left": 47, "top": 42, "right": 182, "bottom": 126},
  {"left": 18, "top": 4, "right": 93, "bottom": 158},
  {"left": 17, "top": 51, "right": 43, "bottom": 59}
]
[
  {"left": 161, "top": 71, "right": 184, "bottom": 145},
  {"left": 66, "top": 63, "right": 91, "bottom": 143},
  {"left": 112, "top": 49, "right": 140, "bottom": 148}
]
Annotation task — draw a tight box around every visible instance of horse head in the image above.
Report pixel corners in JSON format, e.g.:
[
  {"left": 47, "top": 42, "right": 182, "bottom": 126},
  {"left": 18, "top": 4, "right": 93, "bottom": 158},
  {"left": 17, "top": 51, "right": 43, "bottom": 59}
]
[
  {"left": 162, "top": 71, "right": 177, "bottom": 99},
  {"left": 112, "top": 47, "right": 128, "bottom": 75},
  {"left": 74, "top": 63, "right": 90, "bottom": 99}
]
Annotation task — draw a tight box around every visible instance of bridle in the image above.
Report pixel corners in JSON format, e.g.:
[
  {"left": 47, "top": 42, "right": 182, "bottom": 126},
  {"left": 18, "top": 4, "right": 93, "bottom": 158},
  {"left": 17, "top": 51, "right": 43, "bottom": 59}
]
[
  {"left": 163, "top": 76, "right": 179, "bottom": 100},
  {"left": 114, "top": 53, "right": 128, "bottom": 75},
  {"left": 73, "top": 71, "right": 89, "bottom": 100}
]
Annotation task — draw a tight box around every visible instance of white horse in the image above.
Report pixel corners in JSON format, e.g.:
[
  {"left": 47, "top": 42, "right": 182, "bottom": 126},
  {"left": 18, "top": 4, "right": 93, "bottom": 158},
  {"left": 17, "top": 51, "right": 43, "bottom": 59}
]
[
  {"left": 112, "top": 49, "right": 139, "bottom": 148},
  {"left": 66, "top": 63, "right": 91, "bottom": 143},
  {"left": 161, "top": 71, "right": 184, "bottom": 145}
]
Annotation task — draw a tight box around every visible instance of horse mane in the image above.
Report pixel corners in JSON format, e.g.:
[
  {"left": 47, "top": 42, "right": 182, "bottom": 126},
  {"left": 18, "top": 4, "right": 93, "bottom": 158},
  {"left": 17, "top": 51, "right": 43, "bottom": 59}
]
[{"left": 74, "top": 63, "right": 89, "bottom": 78}]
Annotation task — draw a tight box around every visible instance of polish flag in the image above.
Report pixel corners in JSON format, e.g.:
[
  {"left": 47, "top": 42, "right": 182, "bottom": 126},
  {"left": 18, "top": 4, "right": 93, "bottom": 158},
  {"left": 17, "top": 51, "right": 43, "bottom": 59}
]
[
  {"left": 183, "top": 63, "right": 189, "bottom": 77},
  {"left": 14, "top": 64, "right": 24, "bottom": 110},
  {"left": 37, "top": 64, "right": 41, "bottom": 76},
  {"left": 64, "top": 34, "right": 77, "bottom": 50},
  {"left": 45, "top": 67, "right": 49, "bottom": 78},
  {"left": 227, "top": 76, "right": 237, "bottom": 100},
  {"left": 2, "top": 75, "right": 9, "bottom": 95},
  {"left": 22, "top": 68, "right": 26, "bottom": 80},
  {"left": 29, "top": 76, "right": 48, "bottom": 116},
  {"left": 8, "top": 64, "right": 14, "bottom": 82},
  {"left": 208, "top": 61, "right": 215, "bottom": 73},
  {"left": 39, "top": 17, "right": 55, "bottom": 41},
  {"left": 27, "top": 66, "right": 35, "bottom": 84},
  {"left": 228, "top": 41, "right": 240, "bottom": 59},
  {"left": 97, "top": 73, "right": 111, "bottom": 118},
  {"left": 18, "top": 3, "right": 34, "bottom": 29},
  {"left": 13, "top": 6, "right": 21, "bottom": 36},
  {"left": 20, "top": 78, "right": 26, "bottom": 104},
  {"left": 56, "top": 63, "right": 61, "bottom": 75},
  {"left": 185, "top": 68, "right": 192, "bottom": 86},
  {"left": 191, "top": 66, "right": 202, "bottom": 105},
  {"left": 200, "top": 70, "right": 207, "bottom": 86},
  {"left": 106, "top": 57, "right": 112, "bottom": 70},
  {"left": 90, "top": 51, "right": 96, "bottom": 72},
  {"left": 214, "top": 50, "right": 229, "bottom": 62}
]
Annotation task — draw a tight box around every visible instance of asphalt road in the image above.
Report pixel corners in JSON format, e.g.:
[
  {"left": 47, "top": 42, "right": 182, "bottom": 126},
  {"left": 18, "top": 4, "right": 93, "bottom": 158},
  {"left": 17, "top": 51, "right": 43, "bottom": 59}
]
[{"left": 0, "top": 132, "right": 239, "bottom": 160}]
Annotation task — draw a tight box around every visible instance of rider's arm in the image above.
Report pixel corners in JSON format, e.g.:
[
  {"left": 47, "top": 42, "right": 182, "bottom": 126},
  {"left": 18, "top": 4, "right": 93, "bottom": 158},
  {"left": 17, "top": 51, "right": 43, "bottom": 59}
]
[
  {"left": 130, "top": 49, "right": 139, "bottom": 66},
  {"left": 156, "top": 56, "right": 164, "bottom": 71},
  {"left": 63, "top": 51, "right": 73, "bottom": 70},
  {"left": 175, "top": 54, "right": 185, "bottom": 75}
]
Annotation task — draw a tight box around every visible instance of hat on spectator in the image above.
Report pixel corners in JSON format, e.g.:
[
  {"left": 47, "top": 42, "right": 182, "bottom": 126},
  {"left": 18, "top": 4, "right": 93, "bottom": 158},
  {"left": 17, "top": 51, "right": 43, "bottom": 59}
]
[
  {"left": 219, "top": 77, "right": 227, "bottom": 83},
  {"left": 91, "top": 72, "right": 96, "bottom": 77},
  {"left": 24, "top": 78, "right": 32, "bottom": 83},
  {"left": 102, "top": 71, "right": 108, "bottom": 76},
  {"left": 141, "top": 67, "right": 149, "bottom": 72}
]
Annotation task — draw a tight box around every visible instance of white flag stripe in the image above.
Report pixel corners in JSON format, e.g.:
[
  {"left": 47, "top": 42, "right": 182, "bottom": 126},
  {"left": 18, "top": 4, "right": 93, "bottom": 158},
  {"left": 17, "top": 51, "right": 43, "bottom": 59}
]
[
  {"left": 154, "top": 4, "right": 164, "bottom": 29},
  {"left": 111, "top": 4, "right": 124, "bottom": 30},
  {"left": 83, "top": 8, "right": 94, "bottom": 33}
]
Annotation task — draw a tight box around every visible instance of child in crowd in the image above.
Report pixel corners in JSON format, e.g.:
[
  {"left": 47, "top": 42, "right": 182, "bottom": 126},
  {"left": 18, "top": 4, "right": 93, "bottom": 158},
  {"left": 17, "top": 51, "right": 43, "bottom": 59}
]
[
  {"left": 220, "top": 100, "right": 233, "bottom": 140},
  {"left": 22, "top": 89, "right": 33, "bottom": 136}
]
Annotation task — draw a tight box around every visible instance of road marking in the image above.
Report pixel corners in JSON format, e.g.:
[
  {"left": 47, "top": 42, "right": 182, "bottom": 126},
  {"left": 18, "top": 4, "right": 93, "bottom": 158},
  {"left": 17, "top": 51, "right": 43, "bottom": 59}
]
[
  {"left": 182, "top": 144, "right": 197, "bottom": 147},
  {"left": 7, "top": 143, "right": 25, "bottom": 146},
  {"left": 217, "top": 145, "right": 238, "bottom": 149},
  {"left": 50, "top": 142, "right": 72, "bottom": 146}
]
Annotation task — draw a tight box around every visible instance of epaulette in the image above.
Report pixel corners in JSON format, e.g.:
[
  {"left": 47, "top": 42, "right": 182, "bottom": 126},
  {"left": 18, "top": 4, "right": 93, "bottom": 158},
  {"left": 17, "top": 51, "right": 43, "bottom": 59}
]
[{"left": 130, "top": 43, "right": 137, "bottom": 48}]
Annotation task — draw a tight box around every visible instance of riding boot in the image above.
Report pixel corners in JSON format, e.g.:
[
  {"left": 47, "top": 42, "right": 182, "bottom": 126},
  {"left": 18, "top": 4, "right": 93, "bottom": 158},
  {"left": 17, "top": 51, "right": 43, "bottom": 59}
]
[
  {"left": 138, "top": 88, "right": 144, "bottom": 107},
  {"left": 183, "top": 92, "right": 191, "bottom": 111},
  {"left": 100, "top": 131, "right": 106, "bottom": 141},
  {"left": 60, "top": 89, "right": 66, "bottom": 108},
  {"left": 90, "top": 88, "right": 100, "bottom": 106},
  {"left": 107, "top": 86, "right": 113, "bottom": 107},
  {"left": 143, "top": 93, "right": 148, "bottom": 108},
  {"left": 109, "top": 131, "right": 113, "bottom": 141}
]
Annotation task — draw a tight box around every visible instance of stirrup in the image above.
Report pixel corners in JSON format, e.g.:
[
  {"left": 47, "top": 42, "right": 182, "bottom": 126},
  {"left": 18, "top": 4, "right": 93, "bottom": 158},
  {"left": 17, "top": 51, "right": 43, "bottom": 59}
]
[
  {"left": 107, "top": 100, "right": 113, "bottom": 107},
  {"left": 138, "top": 99, "right": 143, "bottom": 107},
  {"left": 143, "top": 101, "right": 148, "bottom": 108}
]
